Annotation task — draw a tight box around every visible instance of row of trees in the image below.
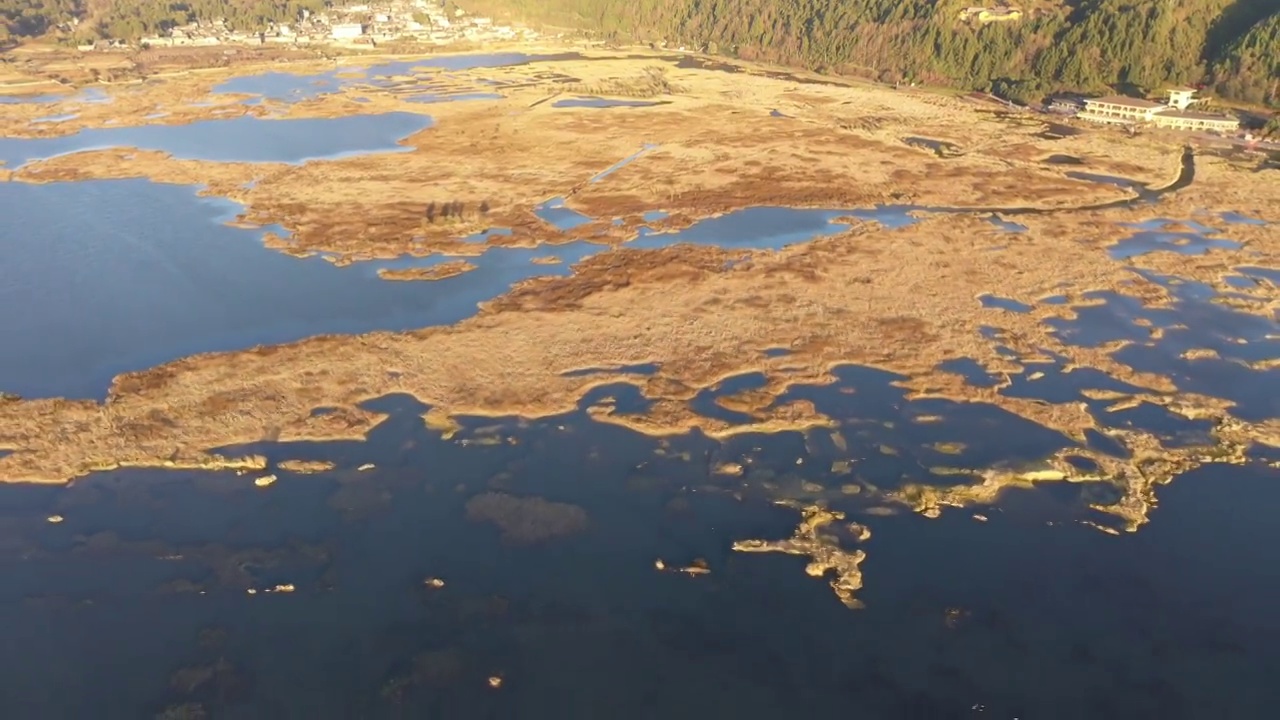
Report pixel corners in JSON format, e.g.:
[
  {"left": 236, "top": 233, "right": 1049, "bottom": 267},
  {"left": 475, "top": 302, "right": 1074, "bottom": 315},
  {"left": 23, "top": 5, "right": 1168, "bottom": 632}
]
[{"left": 463, "top": 0, "right": 1280, "bottom": 107}]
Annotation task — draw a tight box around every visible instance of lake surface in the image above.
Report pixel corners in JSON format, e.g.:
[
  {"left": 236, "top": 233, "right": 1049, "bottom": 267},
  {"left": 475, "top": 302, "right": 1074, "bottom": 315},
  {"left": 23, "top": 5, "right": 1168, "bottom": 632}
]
[
  {"left": 212, "top": 52, "right": 581, "bottom": 104},
  {"left": 0, "top": 180, "right": 612, "bottom": 399},
  {"left": 0, "top": 112, "right": 432, "bottom": 168},
  {"left": 1, "top": 363, "right": 1278, "bottom": 718}
]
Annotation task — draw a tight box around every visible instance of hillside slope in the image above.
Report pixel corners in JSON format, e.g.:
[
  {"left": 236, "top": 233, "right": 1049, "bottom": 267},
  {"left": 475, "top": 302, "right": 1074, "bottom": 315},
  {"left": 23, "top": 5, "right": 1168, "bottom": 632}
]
[
  {"left": 464, "top": 0, "right": 1279, "bottom": 106},
  {"left": 2, "top": 0, "right": 1276, "bottom": 107}
]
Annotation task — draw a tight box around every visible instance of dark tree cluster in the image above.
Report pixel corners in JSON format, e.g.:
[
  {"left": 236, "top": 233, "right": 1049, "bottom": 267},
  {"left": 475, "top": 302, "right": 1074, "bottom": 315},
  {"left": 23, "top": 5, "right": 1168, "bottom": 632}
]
[
  {"left": 464, "top": 0, "right": 1280, "bottom": 107},
  {"left": 5, "top": 0, "right": 1278, "bottom": 108},
  {"left": 424, "top": 199, "right": 491, "bottom": 223}
]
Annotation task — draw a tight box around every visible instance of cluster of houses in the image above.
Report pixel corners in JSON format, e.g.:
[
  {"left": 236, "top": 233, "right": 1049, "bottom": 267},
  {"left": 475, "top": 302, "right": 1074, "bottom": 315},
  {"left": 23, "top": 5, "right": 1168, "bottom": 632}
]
[
  {"left": 958, "top": 6, "right": 1023, "bottom": 23},
  {"left": 94, "top": 1, "right": 536, "bottom": 51},
  {"left": 1048, "top": 88, "right": 1240, "bottom": 135}
]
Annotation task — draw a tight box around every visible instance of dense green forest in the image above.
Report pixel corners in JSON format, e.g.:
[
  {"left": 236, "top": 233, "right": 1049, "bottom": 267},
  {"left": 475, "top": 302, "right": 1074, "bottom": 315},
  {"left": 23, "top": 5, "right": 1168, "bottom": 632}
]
[
  {"left": 2, "top": 0, "right": 1277, "bottom": 107},
  {"left": 463, "top": 0, "right": 1280, "bottom": 106}
]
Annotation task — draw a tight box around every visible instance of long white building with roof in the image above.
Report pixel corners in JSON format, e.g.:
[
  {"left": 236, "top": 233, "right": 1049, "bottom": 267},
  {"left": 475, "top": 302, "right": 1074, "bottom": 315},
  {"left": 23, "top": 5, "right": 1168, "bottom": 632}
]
[{"left": 1078, "top": 89, "right": 1238, "bottom": 133}]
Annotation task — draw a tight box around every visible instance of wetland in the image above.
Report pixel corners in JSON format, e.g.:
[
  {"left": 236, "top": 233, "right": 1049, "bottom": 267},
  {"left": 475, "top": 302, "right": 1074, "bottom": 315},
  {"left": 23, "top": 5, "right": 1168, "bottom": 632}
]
[{"left": 0, "top": 44, "right": 1277, "bottom": 718}]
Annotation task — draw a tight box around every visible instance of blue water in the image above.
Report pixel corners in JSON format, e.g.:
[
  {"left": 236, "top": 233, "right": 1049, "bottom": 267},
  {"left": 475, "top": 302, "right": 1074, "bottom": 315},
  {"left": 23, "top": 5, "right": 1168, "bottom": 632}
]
[
  {"left": 6, "top": 375, "right": 1278, "bottom": 717},
  {"left": 534, "top": 197, "right": 594, "bottom": 231},
  {"left": 1108, "top": 228, "right": 1242, "bottom": 260},
  {"left": 631, "top": 205, "right": 921, "bottom": 251},
  {"left": 405, "top": 92, "right": 505, "bottom": 104},
  {"left": 213, "top": 53, "right": 573, "bottom": 103},
  {"left": 1218, "top": 210, "right": 1266, "bottom": 226},
  {"left": 978, "top": 294, "right": 1032, "bottom": 313},
  {"left": 0, "top": 180, "right": 597, "bottom": 399},
  {"left": 0, "top": 112, "right": 432, "bottom": 168}
]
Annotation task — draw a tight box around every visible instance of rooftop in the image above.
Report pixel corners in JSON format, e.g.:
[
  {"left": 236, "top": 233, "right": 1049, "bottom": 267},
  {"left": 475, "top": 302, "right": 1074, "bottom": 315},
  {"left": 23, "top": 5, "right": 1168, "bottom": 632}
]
[
  {"left": 1157, "top": 109, "right": 1237, "bottom": 122},
  {"left": 1085, "top": 95, "right": 1166, "bottom": 110}
]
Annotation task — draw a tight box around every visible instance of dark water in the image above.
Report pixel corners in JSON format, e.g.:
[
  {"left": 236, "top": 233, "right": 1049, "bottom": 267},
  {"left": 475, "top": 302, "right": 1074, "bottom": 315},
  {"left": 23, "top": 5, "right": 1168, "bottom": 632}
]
[
  {"left": 2, "top": 66, "right": 1278, "bottom": 716},
  {"left": 2, "top": 361, "right": 1278, "bottom": 718}
]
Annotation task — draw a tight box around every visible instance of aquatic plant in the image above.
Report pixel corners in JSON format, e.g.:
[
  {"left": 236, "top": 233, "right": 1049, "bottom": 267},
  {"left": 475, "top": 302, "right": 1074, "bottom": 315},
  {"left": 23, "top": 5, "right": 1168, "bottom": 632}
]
[{"left": 465, "top": 492, "right": 589, "bottom": 543}]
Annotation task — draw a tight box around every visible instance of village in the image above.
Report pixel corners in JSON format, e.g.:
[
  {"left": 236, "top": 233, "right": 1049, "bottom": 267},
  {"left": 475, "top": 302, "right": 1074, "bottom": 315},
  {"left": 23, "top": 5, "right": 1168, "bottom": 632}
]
[{"left": 77, "top": 1, "right": 537, "bottom": 52}]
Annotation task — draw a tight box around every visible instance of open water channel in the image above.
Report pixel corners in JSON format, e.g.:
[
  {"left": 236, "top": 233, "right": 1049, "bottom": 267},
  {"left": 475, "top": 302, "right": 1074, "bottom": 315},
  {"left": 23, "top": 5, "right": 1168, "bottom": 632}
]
[{"left": 0, "top": 52, "right": 1278, "bottom": 718}]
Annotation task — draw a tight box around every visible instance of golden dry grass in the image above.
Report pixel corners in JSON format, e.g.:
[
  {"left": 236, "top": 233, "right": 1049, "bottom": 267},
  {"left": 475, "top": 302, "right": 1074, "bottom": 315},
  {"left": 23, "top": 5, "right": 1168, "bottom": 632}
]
[{"left": 0, "top": 48, "right": 1276, "bottom": 541}]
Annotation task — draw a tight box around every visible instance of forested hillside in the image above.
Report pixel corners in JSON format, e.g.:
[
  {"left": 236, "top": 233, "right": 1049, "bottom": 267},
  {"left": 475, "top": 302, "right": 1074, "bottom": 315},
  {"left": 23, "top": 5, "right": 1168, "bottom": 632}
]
[
  {"left": 464, "top": 0, "right": 1280, "bottom": 106},
  {"left": 2, "top": 0, "right": 1277, "bottom": 107}
]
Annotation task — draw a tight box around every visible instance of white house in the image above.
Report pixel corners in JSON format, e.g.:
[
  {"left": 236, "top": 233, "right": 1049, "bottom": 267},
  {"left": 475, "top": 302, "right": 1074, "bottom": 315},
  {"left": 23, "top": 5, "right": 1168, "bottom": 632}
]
[{"left": 331, "top": 23, "right": 365, "bottom": 40}]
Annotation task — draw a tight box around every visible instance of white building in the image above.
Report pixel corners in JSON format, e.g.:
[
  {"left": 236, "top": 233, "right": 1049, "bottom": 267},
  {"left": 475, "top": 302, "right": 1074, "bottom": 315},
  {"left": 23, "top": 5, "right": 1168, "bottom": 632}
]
[
  {"left": 1078, "top": 89, "right": 1238, "bottom": 134},
  {"left": 1166, "top": 87, "right": 1196, "bottom": 110},
  {"left": 331, "top": 23, "right": 365, "bottom": 40}
]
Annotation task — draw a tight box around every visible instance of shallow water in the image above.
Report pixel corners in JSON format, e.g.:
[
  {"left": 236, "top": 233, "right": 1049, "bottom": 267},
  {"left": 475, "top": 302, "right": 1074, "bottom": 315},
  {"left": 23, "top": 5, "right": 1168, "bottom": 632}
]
[
  {"left": 0, "top": 180, "right": 601, "bottom": 398},
  {"left": 533, "top": 197, "right": 595, "bottom": 231},
  {"left": 631, "top": 205, "right": 921, "bottom": 250},
  {"left": 978, "top": 294, "right": 1032, "bottom": 313},
  {"left": 213, "top": 53, "right": 579, "bottom": 104},
  {"left": 1108, "top": 228, "right": 1242, "bottom": 260},
  {"left": 0, "top": 112, "right": 432, "bottom": 168}
]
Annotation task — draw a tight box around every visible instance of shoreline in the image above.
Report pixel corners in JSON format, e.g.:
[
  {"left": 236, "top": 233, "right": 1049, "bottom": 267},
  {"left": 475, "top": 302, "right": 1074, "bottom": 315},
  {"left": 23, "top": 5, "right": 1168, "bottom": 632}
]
[{"left": 0, "top": 47, "right": 1274, "bottom": 547}]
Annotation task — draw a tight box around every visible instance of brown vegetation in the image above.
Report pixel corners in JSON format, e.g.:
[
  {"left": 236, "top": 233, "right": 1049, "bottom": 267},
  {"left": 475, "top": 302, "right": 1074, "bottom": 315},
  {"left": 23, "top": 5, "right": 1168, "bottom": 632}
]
[
  {"left": 0, "top": 49, "right": 1276, "bottom": 551},
  {"left": 377, "top": 260, "right": 477, "bottom": 282},
  {"left": 464, "top": 492, "right": 588, "bottom": 544},
  {"left": 4, "top": 50, "right": 1184, "bottom": 266}
]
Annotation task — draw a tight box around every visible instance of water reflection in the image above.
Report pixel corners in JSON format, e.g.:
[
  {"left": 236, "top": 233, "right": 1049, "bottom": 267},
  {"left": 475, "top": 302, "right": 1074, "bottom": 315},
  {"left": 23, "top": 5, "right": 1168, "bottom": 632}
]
[
  {"left": 1043, "top": 270, "right": 1277, "bottom": 421},
  {"left": 1108, "top": 222, "right": 1242, "bottom": 261},
  {"left": 2, "top": 362, "right": 1277, "bottom": 716},
  {"left": 0, "top": 180, "right": 600, "bottom": 398},
  {"left": 0, "top": 112, "right": 432, "bottom": 168}
]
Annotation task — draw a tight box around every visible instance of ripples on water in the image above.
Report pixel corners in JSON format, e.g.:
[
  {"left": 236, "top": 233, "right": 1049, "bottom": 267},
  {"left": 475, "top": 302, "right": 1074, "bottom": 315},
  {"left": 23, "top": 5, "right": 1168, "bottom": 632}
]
[{"left": 2, "top": 359, "right": 1278, "bottom": 717}]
